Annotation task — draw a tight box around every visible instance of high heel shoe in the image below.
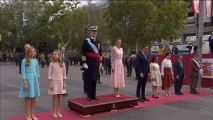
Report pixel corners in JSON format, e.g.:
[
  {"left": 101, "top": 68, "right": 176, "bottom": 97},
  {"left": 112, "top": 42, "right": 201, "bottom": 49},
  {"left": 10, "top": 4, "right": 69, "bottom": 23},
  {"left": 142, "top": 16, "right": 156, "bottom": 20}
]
[
  {"left": 52, "top": 113, "right": 58, "bottom": 118},
  {"left": 26, "top": 117, "right": 32, "bottom": 120},
  {"left": 57, "top": 113, "right": 63, "bottom": 118},
  {"left": 115, "top": 95, "right": 121, "bottom": 97},
  {"left": 31, "top": 115, "right": 38, "bottom": 120}
]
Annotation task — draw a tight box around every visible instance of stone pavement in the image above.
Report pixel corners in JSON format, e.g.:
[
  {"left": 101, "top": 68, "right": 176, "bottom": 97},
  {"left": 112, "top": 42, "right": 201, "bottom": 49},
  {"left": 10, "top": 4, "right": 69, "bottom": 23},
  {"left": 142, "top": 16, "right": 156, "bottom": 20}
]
[{"left": 0, "top": 62, "right": 213, "bottom": 120}]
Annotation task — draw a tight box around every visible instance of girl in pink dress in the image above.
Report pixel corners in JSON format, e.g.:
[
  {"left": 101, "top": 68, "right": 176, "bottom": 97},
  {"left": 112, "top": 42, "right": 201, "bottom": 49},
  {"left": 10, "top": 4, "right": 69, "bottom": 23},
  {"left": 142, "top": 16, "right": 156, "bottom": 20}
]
[
  {"left": 111, "top": 38, "right": 125, "bottom": 97},
  {"left": 48, "top": 50, "right": 67, "bottom": 118}
]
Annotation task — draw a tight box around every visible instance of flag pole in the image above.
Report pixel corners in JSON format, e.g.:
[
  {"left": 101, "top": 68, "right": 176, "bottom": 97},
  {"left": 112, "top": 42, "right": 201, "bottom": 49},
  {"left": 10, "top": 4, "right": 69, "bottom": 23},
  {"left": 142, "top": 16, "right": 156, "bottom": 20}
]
[{"left": 197, "top": 0, "right": 204, "bottom": 87}]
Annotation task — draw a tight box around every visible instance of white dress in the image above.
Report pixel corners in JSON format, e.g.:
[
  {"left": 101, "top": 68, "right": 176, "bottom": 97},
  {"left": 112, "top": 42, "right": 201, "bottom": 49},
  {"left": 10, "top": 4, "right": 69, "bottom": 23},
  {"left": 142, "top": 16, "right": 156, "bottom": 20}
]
[{"left": 150, "top": 63, "right": 162, "bottom": 87}]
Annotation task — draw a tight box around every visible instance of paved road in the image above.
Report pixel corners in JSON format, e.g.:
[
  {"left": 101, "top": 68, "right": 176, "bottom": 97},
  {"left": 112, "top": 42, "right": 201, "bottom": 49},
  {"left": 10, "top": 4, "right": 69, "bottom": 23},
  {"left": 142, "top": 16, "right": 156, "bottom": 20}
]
[{"left": 0, "top": 62, "right": 213, "bottom": 120}]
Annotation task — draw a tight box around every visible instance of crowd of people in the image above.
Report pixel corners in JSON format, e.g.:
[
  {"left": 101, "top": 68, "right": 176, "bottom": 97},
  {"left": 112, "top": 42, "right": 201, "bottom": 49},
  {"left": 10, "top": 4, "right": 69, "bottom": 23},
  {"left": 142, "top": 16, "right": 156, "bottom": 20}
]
[{"left": 0, "top": 26, "right": 207, "bottom": 120}]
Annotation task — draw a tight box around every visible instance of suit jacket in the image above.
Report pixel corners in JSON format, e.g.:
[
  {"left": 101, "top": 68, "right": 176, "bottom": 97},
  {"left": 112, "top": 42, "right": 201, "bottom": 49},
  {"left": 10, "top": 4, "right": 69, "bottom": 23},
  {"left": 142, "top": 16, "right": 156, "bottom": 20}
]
[
  {"left": 18, "top": 52, "right": 26, "bottom": 74},
  {"left": 189, "top": 58, "right": 200, "bottom": 77},
  {"left": 61, "top": 53, "right": 69, "bottom": 73},
  {"left": 135, "top": 51, "right": 150, "bottom": 77},
  {"left": 172, "top": 47, "right": 179, "bottom": 54},
  {"left": 208, "top": 36, "right": 213, "bottom": 49},
  {"left": 173, "top": 60, "right": 184, "bottom": 78}
]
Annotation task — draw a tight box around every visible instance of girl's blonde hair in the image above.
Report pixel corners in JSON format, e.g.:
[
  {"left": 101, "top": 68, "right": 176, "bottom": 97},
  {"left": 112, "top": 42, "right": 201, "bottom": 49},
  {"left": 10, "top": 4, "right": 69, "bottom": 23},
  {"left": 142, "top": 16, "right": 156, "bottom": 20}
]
[
  {"left": 52, "top": 50, "right": 63, "bottom": 67},
  {"left": 26, "top": 47, "right": 36, "bottom": 66}
]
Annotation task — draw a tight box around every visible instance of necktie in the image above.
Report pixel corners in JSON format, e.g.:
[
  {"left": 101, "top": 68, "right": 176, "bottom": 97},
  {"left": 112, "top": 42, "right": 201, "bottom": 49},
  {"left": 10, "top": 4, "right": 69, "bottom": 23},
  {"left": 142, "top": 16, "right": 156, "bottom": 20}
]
[
  {"left": 144, "top": 54, "right": 147, "bottom": 60},
  {"left": 62, "top": 54, "right": 65, "bottom": 60},
  {"left": 180, "top": 61, "right": 183, "bottom": 68}
]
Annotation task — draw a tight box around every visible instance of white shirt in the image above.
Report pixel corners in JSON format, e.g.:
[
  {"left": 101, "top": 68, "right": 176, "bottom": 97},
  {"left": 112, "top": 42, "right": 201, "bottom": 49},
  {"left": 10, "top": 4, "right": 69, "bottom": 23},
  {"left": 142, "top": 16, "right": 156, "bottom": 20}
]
[
  {"left": 190, "top": 46, "right": 194, "bottom": 54},
  {"left": 161, "top": 58, "right": 173, "bottom": 75}
]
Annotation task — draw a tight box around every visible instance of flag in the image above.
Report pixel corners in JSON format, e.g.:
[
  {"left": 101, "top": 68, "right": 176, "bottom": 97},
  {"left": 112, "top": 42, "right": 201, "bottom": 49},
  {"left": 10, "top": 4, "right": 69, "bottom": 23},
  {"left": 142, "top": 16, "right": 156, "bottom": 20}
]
[
  {"left": 206, "top": 0, "right": 212, "bottom": 17},
  {"left": 192, "top": 0, "right": 200, "bottom": 13}
]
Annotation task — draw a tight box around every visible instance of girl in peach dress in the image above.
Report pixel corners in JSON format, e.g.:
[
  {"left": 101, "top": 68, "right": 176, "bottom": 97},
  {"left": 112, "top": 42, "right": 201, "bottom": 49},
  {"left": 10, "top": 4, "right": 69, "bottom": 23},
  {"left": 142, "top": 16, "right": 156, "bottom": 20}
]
[
  {"left": 48, "top": 50, "right": 67, "bottom": 118},
  {"left": 111, "top": 38, "right": 125, "bottom": 97}
]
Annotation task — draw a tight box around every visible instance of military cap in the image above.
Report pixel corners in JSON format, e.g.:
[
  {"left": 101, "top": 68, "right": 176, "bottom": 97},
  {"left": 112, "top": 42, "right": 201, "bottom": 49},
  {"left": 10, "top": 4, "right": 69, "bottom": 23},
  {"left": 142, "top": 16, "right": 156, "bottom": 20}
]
[{"left": 89, "top": 26, "right": 98, "bottom": 31}]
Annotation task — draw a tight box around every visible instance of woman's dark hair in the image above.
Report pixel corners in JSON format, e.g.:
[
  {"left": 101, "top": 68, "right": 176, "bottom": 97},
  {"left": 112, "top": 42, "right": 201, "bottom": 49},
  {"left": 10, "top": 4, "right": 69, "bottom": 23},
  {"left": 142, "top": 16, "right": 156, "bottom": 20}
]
[
  {"left": 151, "top": 56, "right": 157, "bottom": 63},
  {"left": 165, "top": 52, "right": 171, "bottom": 57}
]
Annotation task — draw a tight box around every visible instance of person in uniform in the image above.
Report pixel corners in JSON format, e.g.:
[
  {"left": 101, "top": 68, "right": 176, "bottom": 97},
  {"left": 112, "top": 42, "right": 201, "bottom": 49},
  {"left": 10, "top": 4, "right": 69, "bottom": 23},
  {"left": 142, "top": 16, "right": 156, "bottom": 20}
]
[
  {"left": 189, "top": 51, "right": 202, "bottom": 94},
  {"left": 81, "top": 26, "right": 102, "bottom": 101}
]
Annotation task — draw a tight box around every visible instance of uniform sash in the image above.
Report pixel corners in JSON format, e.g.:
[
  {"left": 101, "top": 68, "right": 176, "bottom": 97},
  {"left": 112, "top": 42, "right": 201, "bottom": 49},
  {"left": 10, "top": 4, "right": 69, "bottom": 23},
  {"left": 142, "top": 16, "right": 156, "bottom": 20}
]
[{"left": 86, "top": 38, "right": 99, "bottom": 53}]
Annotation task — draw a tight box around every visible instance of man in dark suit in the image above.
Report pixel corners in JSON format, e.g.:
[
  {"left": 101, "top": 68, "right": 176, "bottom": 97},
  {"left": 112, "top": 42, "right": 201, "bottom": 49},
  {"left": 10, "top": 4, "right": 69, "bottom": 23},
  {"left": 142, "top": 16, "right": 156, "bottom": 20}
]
[
  {"left": 60, "top": 46, "right": 69, "bottom": 96},
  {"left": 18, "top": 44, "right": 30, "bottom": 74},
  {"left": 81, "top": 26, "right": 102, "bottom": 101},
  {"left": 173, "top": 55, "right": 184, "bottom": 95},
  {"left": 126, "top": 55, "right": 133, "bottom": 77},
  {"left": 172, "top": 44, "right": 179, "bottom": 54},
  {"left": 105, "top": 55, "right": 111, "bottom": 74},
  {"left": 136, "top": 45, "right": 150, "bottom": 102},
  {"left": 189, "top": 51, "right": 201, "bottom": 94},
  {"left": 208, "top": 32, "right": 213, "bottom": 53}
]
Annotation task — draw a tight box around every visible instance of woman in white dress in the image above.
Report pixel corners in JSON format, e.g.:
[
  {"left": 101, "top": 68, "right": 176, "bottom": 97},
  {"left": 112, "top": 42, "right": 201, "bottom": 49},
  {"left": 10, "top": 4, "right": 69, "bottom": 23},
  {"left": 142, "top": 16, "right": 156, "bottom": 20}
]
[{"left": 150, "top": 56, "right": 162, "bottom": 98}]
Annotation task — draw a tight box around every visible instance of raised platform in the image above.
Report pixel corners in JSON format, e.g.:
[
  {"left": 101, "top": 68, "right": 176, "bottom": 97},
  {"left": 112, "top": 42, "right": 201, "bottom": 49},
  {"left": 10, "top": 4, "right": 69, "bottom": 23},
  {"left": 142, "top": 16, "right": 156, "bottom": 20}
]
[{"left": 68, "top": 94, "right": 139, "bottom": 117}]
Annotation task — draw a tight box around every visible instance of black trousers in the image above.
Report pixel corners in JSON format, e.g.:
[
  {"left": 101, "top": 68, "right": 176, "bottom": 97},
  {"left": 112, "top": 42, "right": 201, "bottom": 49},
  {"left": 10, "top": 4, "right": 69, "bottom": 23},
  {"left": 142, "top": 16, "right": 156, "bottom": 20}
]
[
  {"left": 82, "top": 72, "right": 87, "bottom": 93},
  {"left": 174, "top": 76, "right": 184, "bottom": 94},
  {"left": 106, "top": 65, "right": 111, "bottom": 74},
  {"left": 136, "top": 74, "right": 148, "bottom": 99},
  {"left": 127, "top": 65, "right": 132, "bottom": 76},
  {"left": 86, "top": 81, "right": 97, "bottom": 99},
  {"left": 210, "top": 49, "right": 213, "bottom": 53},
  {"left": 18, "top": 64, "right": 21, "bottom": 74}
]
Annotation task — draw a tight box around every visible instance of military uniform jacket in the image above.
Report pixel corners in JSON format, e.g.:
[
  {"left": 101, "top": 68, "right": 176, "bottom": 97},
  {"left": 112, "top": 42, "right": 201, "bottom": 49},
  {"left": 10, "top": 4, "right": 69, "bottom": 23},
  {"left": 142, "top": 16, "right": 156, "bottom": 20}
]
[{"left": 81, "top": 37, "right": 102, "bottom": 82}]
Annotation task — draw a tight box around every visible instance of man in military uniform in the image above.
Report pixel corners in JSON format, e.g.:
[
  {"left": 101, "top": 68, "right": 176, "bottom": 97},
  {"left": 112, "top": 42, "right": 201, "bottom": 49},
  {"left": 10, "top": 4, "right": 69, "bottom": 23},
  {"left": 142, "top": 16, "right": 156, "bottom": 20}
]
[{"left": 81, "top": 26, "right": 102, "bottom": 101}]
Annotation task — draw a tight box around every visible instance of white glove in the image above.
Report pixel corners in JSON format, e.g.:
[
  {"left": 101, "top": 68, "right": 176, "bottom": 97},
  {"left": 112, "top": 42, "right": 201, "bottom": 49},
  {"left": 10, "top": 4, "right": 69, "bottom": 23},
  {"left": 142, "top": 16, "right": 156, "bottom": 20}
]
[
  {"left": 83, "top": 63, "right": 88, "bottom": 69},
  {"left": 200, "top": 69, "right": 203, "bottom": 75},
  {"left": 140, "top": 73, "right": 144, "bottom": 78}
]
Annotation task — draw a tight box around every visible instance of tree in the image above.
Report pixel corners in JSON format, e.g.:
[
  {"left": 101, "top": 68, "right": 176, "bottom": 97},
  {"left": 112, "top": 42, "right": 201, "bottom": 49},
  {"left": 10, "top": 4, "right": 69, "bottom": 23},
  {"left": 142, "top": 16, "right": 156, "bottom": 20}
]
[
  {"left": 106, "top": 0, "right": 188, "bottom": 51},
  {"left": 0, "top": 2, "right": 25, "bottom": 50}
]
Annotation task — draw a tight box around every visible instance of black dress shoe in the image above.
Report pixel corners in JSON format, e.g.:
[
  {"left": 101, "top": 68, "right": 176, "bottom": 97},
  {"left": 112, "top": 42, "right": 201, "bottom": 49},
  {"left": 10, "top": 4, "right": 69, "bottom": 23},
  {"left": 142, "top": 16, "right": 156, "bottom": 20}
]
[
  {"left": 143, "top": 98, "right": 150, "bottom": 101},
  {"left": 194, "top": 91, "right": 200, "bottom": 94},
  {"left": 138, "top": 99, "right": 145, "bottom": 102},
  {"left": 175, "top": 93, "right": 181, "bottom": 95},
  {"left": 87, "top": 98, "right": 92, "bottom": 101},
  {"left": 93, "top": 98, "right": 99, "bottom": 100},
  {"left": 180, "top": 92, "right": 184, "bottom": 95},
  {"left": 190, "top": 92, "right": 196, "bottom": 94}
]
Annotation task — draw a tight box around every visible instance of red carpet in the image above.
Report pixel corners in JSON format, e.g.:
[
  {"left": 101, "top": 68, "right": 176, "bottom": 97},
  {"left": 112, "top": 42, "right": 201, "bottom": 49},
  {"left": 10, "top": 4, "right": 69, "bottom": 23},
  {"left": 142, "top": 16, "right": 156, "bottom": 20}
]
[{"left": 5, "top": 91, "right": 212, "bottom": 120}]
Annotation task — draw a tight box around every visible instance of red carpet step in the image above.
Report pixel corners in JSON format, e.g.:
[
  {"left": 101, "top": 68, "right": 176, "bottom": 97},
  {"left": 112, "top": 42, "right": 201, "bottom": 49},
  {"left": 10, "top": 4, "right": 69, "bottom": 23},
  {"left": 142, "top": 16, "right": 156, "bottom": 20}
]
[
  {"left": 68, "top": 94, "right": 139, "bottom": 116},
  {"left": 5, "top": 91, "right": 212, "bottom": 120}
]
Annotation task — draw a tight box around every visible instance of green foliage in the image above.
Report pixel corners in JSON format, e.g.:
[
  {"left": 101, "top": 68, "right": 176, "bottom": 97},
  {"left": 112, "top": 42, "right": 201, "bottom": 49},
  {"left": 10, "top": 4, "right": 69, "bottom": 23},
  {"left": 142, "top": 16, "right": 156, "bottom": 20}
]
[
  {"left": 0, "top": 0, "right": 188, "bottom": 53},
  {"left": 106, "top": 0, "right": 188, "bottom": 49}
]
